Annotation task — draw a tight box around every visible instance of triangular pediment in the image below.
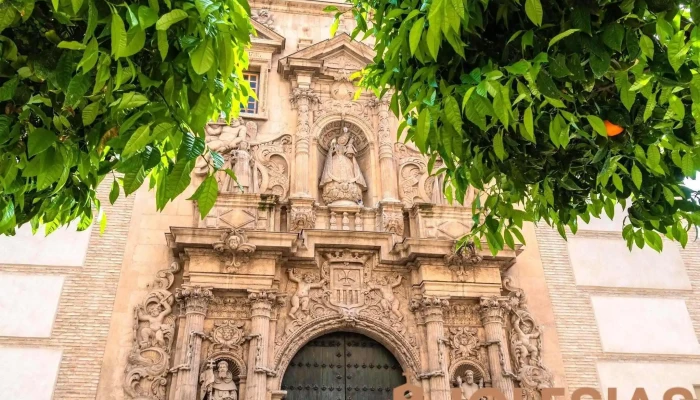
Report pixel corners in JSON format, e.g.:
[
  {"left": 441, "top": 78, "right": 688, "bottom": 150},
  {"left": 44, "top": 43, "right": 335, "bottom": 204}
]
[
  {"left": 277, "top": 34, "right": 375, "bottom": 79},
  {"left": 251, "top": 20, "right": 285, "bottom": 54}
]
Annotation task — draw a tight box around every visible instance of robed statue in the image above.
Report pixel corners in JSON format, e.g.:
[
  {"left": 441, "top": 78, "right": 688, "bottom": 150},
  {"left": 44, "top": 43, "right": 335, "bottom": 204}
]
[
  {"left": 319, "top": 127, "right": 367, "bottom": 205},
  {"left": 200, "top": 360, "right": 238, "bottom": 400}
]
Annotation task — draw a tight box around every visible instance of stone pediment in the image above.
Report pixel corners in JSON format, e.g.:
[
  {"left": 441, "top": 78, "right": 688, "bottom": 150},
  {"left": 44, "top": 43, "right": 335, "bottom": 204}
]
[
  {"left": 251, "top": 19, "right": 285, "bottom": 54},
  {"left": 277, "top": 33, "right": 375, "bottom": 79}
]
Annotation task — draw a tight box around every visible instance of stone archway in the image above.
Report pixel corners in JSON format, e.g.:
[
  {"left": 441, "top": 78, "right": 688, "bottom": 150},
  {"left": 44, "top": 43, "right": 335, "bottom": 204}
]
[
  {"left": 272, "top": 314, "right": 421, "bottom": 391},
  {"left": 280, "top": 331, "right": 404, "bottom": 400}
]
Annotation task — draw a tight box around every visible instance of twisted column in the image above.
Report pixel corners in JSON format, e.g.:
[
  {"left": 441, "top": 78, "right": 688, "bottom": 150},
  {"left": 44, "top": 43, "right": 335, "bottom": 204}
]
[
  {"left": 245, "top": 291, "right": 277, "bottom": 400},
  {"left": 290, "top": 87, "right": 318, "bottom": 197},
  {"left": 479, "top": 296, "right": 514, "bottom": 399},
  {"left": 173, "top": 285, "right": 213, "bottom": 400}
]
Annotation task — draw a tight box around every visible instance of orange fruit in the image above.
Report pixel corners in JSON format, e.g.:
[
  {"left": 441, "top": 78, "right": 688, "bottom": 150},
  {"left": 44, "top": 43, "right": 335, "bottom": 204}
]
[{"left": 604, "top": 120, "right": 624, "bottom": 136}]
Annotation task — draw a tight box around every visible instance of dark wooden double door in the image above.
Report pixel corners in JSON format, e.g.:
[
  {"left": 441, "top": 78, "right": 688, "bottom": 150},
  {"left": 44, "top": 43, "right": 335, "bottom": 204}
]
[{"left": 281, "top": 332, "right": 404, "bottom": 400}]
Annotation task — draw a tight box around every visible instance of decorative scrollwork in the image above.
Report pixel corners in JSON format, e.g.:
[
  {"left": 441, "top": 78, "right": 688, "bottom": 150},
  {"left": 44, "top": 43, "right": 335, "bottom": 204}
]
[{"left": 213, "top": 229, "right": 256, "bottom": 273}]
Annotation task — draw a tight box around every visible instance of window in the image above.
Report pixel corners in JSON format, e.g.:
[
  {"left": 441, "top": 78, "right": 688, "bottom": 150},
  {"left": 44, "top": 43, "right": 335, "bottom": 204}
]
[{"left": 242, "top": 72, "right": 259, "bottom": 114}]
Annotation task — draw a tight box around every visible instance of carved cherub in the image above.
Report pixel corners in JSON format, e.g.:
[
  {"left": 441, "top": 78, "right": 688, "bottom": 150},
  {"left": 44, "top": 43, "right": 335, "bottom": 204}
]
[
  {"left": 207, "top": 117, "right": 248, "bottom": 154},
  {"left": 367, "top": 275, "right": 403, "bottom": 321},
  {"left": 512, "top": 313, "right": 542, "bottom": 366},
  {"left": 287, "top": 268, "right": 327, "bottom": 320},
  {"left": 136, "top": 292, "right": 173, "bottom": 348}
]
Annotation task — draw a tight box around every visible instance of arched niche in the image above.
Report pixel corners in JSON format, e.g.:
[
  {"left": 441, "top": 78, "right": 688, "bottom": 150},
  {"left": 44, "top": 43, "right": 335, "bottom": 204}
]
[
  {"left": 271, "top": 314, "right": 420, "bottom": 390},
  {"left": 312, "top": 115, "right": 378, "bottom": 206}
]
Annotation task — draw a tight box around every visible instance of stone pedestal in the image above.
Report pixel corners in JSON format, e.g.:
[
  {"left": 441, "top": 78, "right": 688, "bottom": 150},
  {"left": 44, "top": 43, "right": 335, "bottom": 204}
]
[
  {"left": 479, "top": 296, "right": 514, "bottom": 399},
  {"left": 173, "top": 285, "right": 213, "bottom": 400}
]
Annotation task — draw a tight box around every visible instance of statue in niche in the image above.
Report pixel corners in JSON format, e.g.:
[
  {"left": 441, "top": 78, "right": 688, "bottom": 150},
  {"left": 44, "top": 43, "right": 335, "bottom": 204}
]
[
  {"left": 367, "top": 275, "right": 403, "bottom": 321},
  {"left": 288, "top": 268, "right": 327, "bottom": 320},
  {"left": 200, "top": 360, "right": 238, "bottom": 400},
  {"left": 136, "top": 291, "right": 173, "bottom": 349},
  {"left": 456, "top": 370, "right": 483, "bottom": 400},
  {"left": 319, "top": 126, "right": 367, "bottom": 205},
  {"left": 227, "top": 142, "right": 253, "bottom": 193}
]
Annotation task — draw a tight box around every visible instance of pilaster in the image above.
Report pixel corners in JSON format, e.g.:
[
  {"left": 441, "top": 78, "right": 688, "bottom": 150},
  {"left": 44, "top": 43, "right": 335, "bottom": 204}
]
[
  {"left": 479, "top": 296, "right": 515, "bottom": 399},
  {"left": 411, "top": 296, "right": 451, "bottom": 400}
]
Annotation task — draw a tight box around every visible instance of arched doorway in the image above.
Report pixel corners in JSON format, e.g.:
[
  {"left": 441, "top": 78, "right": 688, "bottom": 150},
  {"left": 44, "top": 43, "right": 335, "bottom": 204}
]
[{"left": 280, "top": 331, "right": 404, "bottom": 400}]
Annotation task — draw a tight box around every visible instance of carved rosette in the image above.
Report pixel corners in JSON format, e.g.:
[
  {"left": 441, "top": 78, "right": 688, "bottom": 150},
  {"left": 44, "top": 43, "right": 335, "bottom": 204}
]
[
  {"left": 176, "top": 285, "right": 214, "bottom": 315},
  {"left": 213, "top": 229, "right": 257, "bottom": 273},
  {"left": 124, "top": 262, "right": 180, "bottom": 400}
]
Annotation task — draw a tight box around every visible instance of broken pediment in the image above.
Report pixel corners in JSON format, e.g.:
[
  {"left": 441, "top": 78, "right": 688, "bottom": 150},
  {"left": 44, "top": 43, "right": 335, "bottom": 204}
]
[
  {"left": 277, "top": 33, "right": 375, "bottom": 79},
  {"left": 251, "top": 19, "right": 285, "bottom": 54}
]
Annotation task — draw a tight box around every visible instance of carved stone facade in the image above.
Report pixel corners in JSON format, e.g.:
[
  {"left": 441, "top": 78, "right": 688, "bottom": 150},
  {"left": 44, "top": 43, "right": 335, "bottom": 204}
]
[{"left": 118, "top": 9, "right": 556, "bottom": 400}]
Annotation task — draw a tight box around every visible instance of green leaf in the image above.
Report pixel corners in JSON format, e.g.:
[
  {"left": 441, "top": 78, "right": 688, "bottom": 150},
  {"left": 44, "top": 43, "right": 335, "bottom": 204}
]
[
  {"left": 157, "top": 30, "right": 169, "bottom": 61},
  {"left": 631, "top": 164, "right": 642, "bottom": 189},
  {"left": 415, "top": 108, "right": 431, "bottom": 152},
  {"left": 123, "top": 125, "right": 152, "bottom": 156},
  {"left": 123, "top": 166, "right": 146, "bottom": 195},
  {"left": 409, "top": 17, "right": 425, "bottom": 56},
  {"left": 330, "top": 17, "right": 340, "bottom": 37},
  {"left": 644, "top": 230, "right": 663, "bottom": 252},
  {"left": 647, "top": 145, "right": 660, "bottom": 168},
  {"left": 165, "top": 159, "right": 193, "bottom": 200},
  {"left": 111, "top": 12, "right": 127, "bottom": 58},
  {"left": 587, "top": 115, "right": 607, "bottom": 137},
  {"left": 189, "top": 175, "right": 219, "bottom": 217},
  {"left": 138, "top": 6, "right": 158, "bottom": 28},
  {"left": 37, "top": 148, "right": 64, "bottom": 190},
  {"left": 524, "top": 0, "right": 543, "bottom": 26},
  {"left": 123, "top": 28, "right": 146, "bottom": 57},
  {"left": 28, "top": 128, "right": 56, "bottom": 157},
  {"left": 548, "top": 29, "right": 579, "bottom": 49},
  {"left": 640, "top": 35, "right": 654, "bottom": 59},
  {"left": 590, "top": 51, "right": 610, "bottom": 77},
  {"left": 109, "top": 179, "right": 120, "bottom": 204},
  {"left": 190, "top": 37, "right": 215, "bottom": 75},
  {"left": 667, "top": 31, "right": 689, "bottom": 72},
  {"left": 602, "top": 23, "right": 624, "bottom": 52},
  {"left": 663, "top": 186, "right": 675, "bottom": 205},
  {"left": 643, "top": 93, "right": 656, "bottom": 122},
  {"left": 523, "top": 107, "right": 534, "bottom": 141},
  {"left": 535, "top": 71, "right": 560, "bottom": 99},
  {"left": 682, "top": 153, "right": 695, "bottom": 177},
  {"left": 118, "top": 92, "right": 149, "bottom": 110},
  {"left": 156, "top": 9, "right": 189, "bottom": 30},
  {"left": 493, "top": 131, "right": 505, "bottom": 160},
  {"left": 71, "top": 0, "right": 83, "bottom": 13},
  {"left": 82, "top": 102, "right": 100, "bottom": 125},
  {"left": 58, "top": 41, "right": 86, "bottom": 50},
  {"left": 444, "top": 96, "right": 462, "bottom": 132},
  {"left": 78, "top": 38, "right": 99, "bottom": 73}
]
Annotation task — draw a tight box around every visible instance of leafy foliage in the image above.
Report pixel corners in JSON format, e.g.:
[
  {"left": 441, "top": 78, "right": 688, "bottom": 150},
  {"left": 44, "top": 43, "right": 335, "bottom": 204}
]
[
  {"left": 334, "top": 0, "right": 700, "bottom": 252},
  {"left": 0, "top": 0, "right": 253, "bottom": 235}
]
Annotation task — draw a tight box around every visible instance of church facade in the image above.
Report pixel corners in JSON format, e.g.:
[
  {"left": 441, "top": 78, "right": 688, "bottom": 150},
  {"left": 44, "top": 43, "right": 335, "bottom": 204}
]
[{"left": 0, "top": 1, "right": 699, "bottom": 400}]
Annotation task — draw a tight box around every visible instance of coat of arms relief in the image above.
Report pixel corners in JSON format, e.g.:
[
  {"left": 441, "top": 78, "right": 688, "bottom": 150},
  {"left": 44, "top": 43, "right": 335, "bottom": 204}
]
[{"left": 275, "top": 249, "right": 412, "bottom": 348}]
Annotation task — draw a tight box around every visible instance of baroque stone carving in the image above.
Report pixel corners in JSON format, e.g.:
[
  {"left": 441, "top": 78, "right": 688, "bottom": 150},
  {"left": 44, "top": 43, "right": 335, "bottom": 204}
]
[
  {"left": 445, "top": 242, "right": 483, "bottom": 282},
  {"left": 289, "top": 205, "right": 316, "bottom": 231},
  {"left": 319, "top": 126, "right": 368, "bottom": 205},
  {"left": 456, "top": 370, "right": 483, "bottom": 400},
  {"left": 448, "top": 327, "right": 480, "bottom": 360},
  {"left": 200, "top": 359, "right": 239, "bottom": 400},
  {"left": 251, "top": 8, "right": 274, "bottom": 30},
  {"left": 381, "top": 209, "right": 404, "bottom": 236},
  {"left": 213, "top": 229, "right": 256, "bottom": 273},
  {"left": 124, "top": 262, "right": 179, "bottom": 400},
  {"left": 290, "top": 88, "right": 319, "bottom": 139},
  {"left": 287, "top": 268, "right": 327, "bottom": 321},
  {"left": 208, "top": 320, "right": 247, "bottom": 353},
  {"left": 208, "top": 296, "right": 251, "bottom": 319},
  {"left": 250, "top": 133, "right": 292, "bottom": 199},
  {"left": 503, "top": 277, "right": 554, "bottom": 400},
  {"left": 444, "top": 301, "right": 481, "bottom": 326}
]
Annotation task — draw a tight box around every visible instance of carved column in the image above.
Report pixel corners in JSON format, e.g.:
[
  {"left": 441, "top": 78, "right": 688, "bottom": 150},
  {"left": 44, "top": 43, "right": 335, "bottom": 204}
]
[
  {"left": 372, "top": 95, "right": 399, "bottom": 201},
  {"left": 246, "top": 291, "right": 277, "bottom": 400},
  {"left": 290, "top": 83, "right": 318, "bottom": 198},
  {"left": 412, "top": 296, "right": 451, "bottom": 400},
  {"left": 479, "top": 296, "right": 514, "bottom": 399},
  {"left": 173, "top": 285, "right": 213, "bottom": 400}
]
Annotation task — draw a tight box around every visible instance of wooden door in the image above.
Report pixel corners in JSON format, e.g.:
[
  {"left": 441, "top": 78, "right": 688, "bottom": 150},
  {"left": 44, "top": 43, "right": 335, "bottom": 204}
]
[{"left": 281, "top": 332, "right": 404, "bottom": 400}]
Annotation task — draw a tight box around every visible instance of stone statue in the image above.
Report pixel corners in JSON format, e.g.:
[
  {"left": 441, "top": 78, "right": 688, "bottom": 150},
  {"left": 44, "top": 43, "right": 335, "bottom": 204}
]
[
  {"left": 456, "top": 370, "right": 482, "bottom": 400},
  {"left": 206, "top": 117, "right": 248, "bottom": 154},
  {"left": 288, "top": 268, "right": 327, "bottom": 320},
  {"left": 200, "top": 360, "right": 238, "bottom": 400},
  {"left": 136, "top": 291, "right": 173, "bottom": 349},
  {"left": 367, "top": 275, "right": 403, "bottom": 321},
  {"left": 228, "top": 142, "right": 253, "bottom": 193},
  {"left": 512, "top": 312, "right": 542, "bottom": 366},
  {"left": 319, "top": 126, "right": 367, "bottom": 205}
]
